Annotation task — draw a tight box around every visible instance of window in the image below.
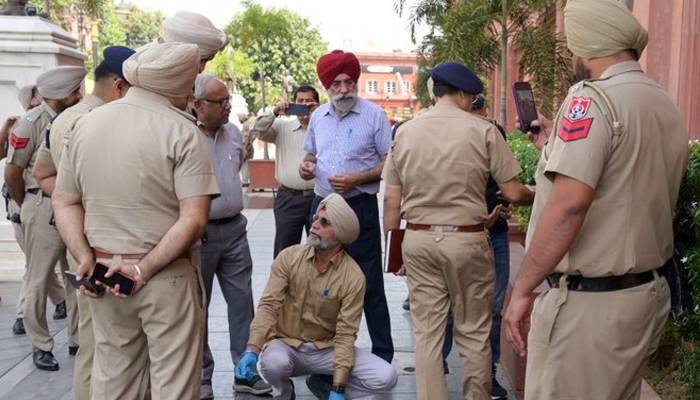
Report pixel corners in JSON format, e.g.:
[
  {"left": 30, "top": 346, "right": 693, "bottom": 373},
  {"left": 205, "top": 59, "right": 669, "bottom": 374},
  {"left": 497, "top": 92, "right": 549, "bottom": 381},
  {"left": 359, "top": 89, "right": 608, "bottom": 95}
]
[
  {"left": 402, "top": 81, "right": 410, "bottom": 95},
  {"left": 367, "top": 80, "right": 378, "bottom": 94},
  {"left": 385, "top": 81, "right": 397, "bottom": 95}
]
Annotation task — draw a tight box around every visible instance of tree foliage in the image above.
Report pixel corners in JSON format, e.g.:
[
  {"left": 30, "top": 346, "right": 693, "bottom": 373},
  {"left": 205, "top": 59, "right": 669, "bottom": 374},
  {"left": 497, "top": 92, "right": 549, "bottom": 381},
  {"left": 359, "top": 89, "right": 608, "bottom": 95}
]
[
  {"left": 222, "top": 1, "right": 327, "bottom": 112},
  {"left": 397, "top": 0, "right": 571, "bottom": 121}
]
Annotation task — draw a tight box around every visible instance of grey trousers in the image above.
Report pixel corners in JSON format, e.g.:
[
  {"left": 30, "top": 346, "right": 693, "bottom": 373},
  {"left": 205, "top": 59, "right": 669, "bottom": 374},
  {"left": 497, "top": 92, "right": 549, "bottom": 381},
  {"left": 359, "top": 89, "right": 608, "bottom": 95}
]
[
  {"left": 200, "top": 214, "right": 254, "bottom": 383},
  {"left": 259, "top": 340, "right": 398, "bottom": 399},
  {"left": 273, "top": 189, "right": 314, "bottom": 257}
]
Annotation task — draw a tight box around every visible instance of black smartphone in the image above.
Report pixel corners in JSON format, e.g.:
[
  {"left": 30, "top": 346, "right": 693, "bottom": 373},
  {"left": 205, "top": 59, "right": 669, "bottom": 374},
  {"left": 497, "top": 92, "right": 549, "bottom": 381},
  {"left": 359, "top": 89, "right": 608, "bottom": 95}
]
[
  {"left": 512, "top": 81, "right": 540, "bottom": 133},
  {"left": 286, "top": 103, "right": 310, "bottom": 116},
  {"left": 63, "top": 271, "right": 104, "bottom": 296},
  {"left": 92, "top": 262, "right": 135, "bottom": 296}
]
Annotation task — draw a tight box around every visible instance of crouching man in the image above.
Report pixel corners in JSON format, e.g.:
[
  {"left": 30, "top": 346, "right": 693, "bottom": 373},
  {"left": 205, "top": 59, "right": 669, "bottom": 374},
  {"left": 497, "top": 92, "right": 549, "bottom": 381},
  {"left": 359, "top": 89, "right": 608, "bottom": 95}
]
[{"left": 235, "top": 193, "right": 398, "bottom": 399}]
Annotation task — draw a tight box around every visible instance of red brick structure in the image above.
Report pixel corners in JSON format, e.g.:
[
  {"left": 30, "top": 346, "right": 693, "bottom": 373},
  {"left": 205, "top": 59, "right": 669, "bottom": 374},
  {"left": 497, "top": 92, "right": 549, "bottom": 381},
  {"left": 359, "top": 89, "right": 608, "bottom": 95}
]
[{"left": 355, "top": 52, "right": 421, "bottom": 122}]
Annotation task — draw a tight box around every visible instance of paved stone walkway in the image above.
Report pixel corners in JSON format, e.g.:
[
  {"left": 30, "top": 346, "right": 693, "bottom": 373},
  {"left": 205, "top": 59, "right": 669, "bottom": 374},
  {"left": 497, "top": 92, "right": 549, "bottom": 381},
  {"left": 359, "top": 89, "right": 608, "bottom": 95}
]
[{"left": 0, "top": 208, "right": 516, "bottom": 400}]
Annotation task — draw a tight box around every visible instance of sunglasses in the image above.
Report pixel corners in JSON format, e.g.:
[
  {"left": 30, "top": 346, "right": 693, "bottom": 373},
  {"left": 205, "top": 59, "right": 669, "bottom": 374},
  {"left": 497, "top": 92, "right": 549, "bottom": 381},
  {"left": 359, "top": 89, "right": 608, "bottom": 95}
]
[{"left": 312, "top": 214, "right": 332, "bottom": 227}]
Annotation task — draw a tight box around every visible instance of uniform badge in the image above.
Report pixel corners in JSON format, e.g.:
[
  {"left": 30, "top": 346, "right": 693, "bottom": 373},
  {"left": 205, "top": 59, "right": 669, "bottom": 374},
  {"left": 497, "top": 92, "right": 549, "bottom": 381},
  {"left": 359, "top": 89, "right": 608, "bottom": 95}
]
[
  {"left": 10, "top": 132, "right": 29, "bottom": 149},
  {"left": 567, "top": 96, "right": 591, "bottom": 121},
  {"left": 558, "top": 118, "right": 594, "bottom": 142}
]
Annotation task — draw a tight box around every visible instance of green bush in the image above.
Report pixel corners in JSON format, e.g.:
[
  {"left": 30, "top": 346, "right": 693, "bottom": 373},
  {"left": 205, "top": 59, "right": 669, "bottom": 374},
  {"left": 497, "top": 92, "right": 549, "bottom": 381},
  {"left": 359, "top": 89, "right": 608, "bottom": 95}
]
[
  {"left": 676, "top": 141, "right": 700, "bottom": 398},
  {"left": 507, "top": 131, "right": 540, "bottom": 232}
]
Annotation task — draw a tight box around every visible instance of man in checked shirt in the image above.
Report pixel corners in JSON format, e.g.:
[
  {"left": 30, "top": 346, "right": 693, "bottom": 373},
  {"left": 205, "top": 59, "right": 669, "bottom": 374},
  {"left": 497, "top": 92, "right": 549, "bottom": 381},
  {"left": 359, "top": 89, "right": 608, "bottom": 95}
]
[{"left": 235, "top": 194, "right": 397, "bottom": 400}]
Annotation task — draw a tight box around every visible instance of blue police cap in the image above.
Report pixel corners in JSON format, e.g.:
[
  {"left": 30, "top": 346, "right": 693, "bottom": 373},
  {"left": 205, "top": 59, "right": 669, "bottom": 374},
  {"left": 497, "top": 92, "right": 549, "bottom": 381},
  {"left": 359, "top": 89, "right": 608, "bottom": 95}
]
[
  {"left": 431, "top": 62, "right": 483, "bottom": 95},
  {"left": 103, "top": 46, "right": 136, "bottom": 79}
]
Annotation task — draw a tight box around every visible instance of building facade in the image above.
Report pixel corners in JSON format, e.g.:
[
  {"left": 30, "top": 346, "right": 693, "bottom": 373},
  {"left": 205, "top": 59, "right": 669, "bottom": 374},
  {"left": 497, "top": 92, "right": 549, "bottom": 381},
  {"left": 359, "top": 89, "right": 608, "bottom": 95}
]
[{"left": 355, "top": 52, "right": 421, "bottom": 122}]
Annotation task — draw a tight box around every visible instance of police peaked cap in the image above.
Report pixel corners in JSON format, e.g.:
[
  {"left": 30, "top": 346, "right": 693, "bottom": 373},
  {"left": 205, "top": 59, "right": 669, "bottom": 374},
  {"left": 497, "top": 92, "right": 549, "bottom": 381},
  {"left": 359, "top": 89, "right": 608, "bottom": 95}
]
[
  {"left": 103, "top": 46, "right": 136, "bottom": 80},
  {"left": 431, "top": 62, "right": 484, "bottom": 95}
]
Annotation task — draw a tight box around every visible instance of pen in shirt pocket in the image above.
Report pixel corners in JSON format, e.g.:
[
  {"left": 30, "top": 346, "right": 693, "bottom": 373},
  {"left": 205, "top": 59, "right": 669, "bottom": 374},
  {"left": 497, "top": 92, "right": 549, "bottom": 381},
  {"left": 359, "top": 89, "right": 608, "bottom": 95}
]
[
  {"left": 346, "top": 128, "right": 352, "bottom": 137},
  {"left": 322, "top": 288, "right": 329, "bottom": 299}
]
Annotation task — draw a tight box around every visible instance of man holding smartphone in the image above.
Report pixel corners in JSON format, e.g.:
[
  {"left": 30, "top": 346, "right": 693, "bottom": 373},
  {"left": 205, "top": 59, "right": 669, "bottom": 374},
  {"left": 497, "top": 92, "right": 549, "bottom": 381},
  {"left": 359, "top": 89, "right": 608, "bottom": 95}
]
[
  {"left": 53, "top": 43, "right": 219, "bottom": 400},
  {"left": 251, "top": 85, "right": 319, "bottom": 257},
  {"left": 504, "top": 1, "right": 689, "bottom": 399}
]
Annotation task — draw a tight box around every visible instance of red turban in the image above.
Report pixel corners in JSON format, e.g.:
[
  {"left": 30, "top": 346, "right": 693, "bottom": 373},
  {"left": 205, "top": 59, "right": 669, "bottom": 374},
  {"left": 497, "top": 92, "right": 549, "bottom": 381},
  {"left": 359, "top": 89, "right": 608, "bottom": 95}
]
[{"left": 316, "top": 50, "right": 361, "bottom": 89}]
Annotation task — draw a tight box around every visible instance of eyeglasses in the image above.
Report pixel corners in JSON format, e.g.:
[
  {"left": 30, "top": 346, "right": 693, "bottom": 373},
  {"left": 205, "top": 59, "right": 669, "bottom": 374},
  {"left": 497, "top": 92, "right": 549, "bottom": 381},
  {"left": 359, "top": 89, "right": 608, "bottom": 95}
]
[
  {"left": 330, "top": 79, "right": 356, "bottom": 90},
  {"left": 202, "top": 96, "right": 231, "bottom": 107},
  {"left": 312, "top": 214, "right": 332, "bottom": 227}
]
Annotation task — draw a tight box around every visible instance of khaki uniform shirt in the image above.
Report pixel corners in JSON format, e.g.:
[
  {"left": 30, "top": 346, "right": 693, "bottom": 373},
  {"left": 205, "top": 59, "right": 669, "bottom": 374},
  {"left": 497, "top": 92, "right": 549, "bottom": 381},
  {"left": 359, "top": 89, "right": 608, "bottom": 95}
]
[
  {"left": 382, "top": 101, "right": 522, "bottom": 225},
  {"left": 35, "top": 95, "right": 105, "bottom": 172},
  {"left": 7, "top": 102, "right": 57, "bottom": 190},
  {"left": 251, "top": 113, "right": 315, "bottom": 190},
  {"left": 248, "top": 244, "right": 366, "bottom": 385},
  {"left": 527, "top": 61, "right": 689, "bottom": 276},
  {"left": 56, "top": 87, "right": 219, "bottom": 253}
]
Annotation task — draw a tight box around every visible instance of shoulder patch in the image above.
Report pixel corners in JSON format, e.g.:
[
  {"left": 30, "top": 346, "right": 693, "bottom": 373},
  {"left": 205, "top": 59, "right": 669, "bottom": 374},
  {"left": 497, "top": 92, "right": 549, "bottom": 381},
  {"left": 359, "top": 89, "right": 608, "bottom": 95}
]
[
  {"left": 558, "top": 118, "right": 594, "bottom": 142},
  {"left": 566, "top": 96, "right": 592, "bottom": 121},
  {"left": 10, "top": 132, "right": 30, "bottom": 149}
]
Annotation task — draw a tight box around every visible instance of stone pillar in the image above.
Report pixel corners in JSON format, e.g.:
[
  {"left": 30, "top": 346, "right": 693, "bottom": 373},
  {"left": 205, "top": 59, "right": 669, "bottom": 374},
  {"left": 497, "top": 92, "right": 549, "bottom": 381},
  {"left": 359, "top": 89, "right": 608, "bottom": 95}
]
[{"left": 0, "top": 15, "right": 85, "bottom": 279}]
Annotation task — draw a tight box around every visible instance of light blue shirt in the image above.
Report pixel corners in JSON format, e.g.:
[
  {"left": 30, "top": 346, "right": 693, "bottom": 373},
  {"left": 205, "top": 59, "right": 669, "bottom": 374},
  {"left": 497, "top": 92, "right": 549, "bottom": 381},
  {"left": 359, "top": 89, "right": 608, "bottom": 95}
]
[
  {"left": 304, "top": 98, "right": 392, "bottom": 198},
  {"left": 202, "top": 122, "right": 245, "bottom": 219}
]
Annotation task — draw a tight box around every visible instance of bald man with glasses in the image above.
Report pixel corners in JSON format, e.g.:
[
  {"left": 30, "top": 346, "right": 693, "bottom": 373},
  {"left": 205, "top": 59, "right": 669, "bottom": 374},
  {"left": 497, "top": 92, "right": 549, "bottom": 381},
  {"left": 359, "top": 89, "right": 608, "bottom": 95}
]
[{"left": 192, "top": 74, "right": 271, "bottom": 399}]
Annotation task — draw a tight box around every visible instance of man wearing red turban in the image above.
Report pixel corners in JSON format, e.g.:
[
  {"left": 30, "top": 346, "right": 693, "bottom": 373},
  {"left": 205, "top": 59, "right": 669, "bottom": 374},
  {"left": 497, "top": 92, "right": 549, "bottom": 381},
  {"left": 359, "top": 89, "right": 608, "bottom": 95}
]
[{"left": 299, "top": 49, "right": 395, "bottom": 397}]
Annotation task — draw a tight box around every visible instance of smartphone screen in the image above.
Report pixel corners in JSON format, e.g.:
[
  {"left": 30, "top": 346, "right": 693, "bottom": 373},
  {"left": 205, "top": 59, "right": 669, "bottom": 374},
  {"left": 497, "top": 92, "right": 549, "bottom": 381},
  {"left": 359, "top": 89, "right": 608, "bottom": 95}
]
[
  {"left": 92, "top": 263, "right": 135, "bottom": 295},
  {"left": 512, "top": 82, "right": 539, "bottom": 132},
  {"left": 286, "top": 103, "right": 310, "bottom": 116}
]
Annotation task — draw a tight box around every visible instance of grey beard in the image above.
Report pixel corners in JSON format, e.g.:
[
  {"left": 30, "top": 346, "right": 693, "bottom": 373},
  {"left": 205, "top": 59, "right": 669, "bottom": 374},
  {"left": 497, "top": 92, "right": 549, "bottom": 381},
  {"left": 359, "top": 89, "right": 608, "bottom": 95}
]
[
  {"left": 330, "top": 93, "right": 357, "bottom": 115},
  {"left": 308, "top": 233, "right": 340, "bottom": 250}
]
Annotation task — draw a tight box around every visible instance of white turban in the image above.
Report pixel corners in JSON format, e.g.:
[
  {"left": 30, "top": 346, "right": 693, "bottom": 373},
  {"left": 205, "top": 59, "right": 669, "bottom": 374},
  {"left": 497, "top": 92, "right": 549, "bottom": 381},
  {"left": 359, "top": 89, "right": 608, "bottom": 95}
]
[
  {"left": 123, "top": 42, "right": 200, "bottom": 98},
  {"left": 36, "top": 66, "right": 86, "bottom": 100},
  {"left": 163, "top": 11, "right": 228, "bottom": 59},
  {"left": 317, "top": 193, "right": 360, "bottom": 245},
  {"left": 17, "top": 85, "right": 38, "bottom": 111}
]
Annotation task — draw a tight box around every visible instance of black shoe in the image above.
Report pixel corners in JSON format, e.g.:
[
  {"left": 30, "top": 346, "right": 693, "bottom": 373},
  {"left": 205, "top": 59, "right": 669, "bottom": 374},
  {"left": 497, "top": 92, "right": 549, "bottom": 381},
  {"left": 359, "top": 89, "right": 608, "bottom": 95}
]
[
  {"left": 53, "top": 301, "right": 67, "bottom": 320},
  {"left": 33, "top": 350, "right": 59, "bottom": 371},
  {"left": 232, "top": 375, "right": 272, "bottom": 395},
  {"left": 492, "top": 365, "right": 508, "bottom": 399},
  {"left": 306, "top": 374, "right": 333, "bottom": 400},
  {"left": 402, "top": 296, "right": 410, "bottom": 311},
  {"left": 12, "top": 318, "right": 25, "bottom": 335},
  {"left": 69, "top": 346, "right": 79, "bottom": 356}
]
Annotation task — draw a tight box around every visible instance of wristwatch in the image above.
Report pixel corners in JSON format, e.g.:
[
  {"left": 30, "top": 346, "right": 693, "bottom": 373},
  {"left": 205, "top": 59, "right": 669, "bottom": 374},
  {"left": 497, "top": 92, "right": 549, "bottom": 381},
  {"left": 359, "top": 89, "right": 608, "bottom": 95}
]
[{"left": 331, "top": 384, "right": 345, "bottom": 393}]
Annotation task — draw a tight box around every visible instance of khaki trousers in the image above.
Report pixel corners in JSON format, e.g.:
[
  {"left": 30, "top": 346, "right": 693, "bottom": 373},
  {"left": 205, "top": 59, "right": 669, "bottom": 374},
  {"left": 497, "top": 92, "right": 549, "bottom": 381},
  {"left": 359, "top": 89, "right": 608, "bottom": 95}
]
[
  {"left": 404, "top": 229, "right": 494, "bottom": 400},
  {"left": 66, "top": 252, "right": 93, "bottom": 400},
  {"left": 90, "top": 257, "right": 204, "bottom": 400},
  {"left": 20, "top": 192, "right": 78, "bottom": 351},
  {"left": 525, "top": 274, "right": 670, "bottom": 400},
  {"left": 11, "top": 199, "right": 64, "bottom": 318}
]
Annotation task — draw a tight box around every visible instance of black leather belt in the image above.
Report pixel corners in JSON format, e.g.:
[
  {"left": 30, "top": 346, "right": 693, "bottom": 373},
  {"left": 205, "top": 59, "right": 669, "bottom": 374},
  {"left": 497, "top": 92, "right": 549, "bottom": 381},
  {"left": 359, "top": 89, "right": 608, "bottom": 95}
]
[
  {"left": 208, "top": 216, "right": 236, "bottom": 225},
  {"left": 547, "top": 263, "right": 670, "bottom": 292},
  {"left": 26, "top": 188, "right": 50, "bottom": 198},
  {"left": 279, "top": 185, "right": 314, "bottom": 197}
]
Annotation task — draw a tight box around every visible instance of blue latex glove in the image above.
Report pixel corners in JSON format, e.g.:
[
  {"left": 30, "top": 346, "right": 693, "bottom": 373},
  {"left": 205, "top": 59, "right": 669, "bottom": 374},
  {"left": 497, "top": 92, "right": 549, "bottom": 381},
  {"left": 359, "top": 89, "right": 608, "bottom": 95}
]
[
  {"left": 329, "top": 390, "right": 345, "bottom": 400},
  {"left": 234, "top": 351, "right": 258, "bottom": 381}
]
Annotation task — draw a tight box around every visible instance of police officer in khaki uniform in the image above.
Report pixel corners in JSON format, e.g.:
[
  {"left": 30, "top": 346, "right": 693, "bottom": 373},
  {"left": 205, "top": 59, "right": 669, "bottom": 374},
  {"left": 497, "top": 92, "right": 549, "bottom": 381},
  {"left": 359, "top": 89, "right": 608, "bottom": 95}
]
[
  {"left": 4, "top": 65, "right": 85, "bottom": 371},
  {"left": 53, "top": 42, "right": 218, "bottom": 400},
  {"left": 382, "top": 62, "right": 534, "bottom": 400},
  {"left": 32, "top": 46, "right": 135, "bottom": 400},
  {"left": 163, "top": 10, "right": 228, "bottom": 72},
  {"left": 503, "top": 1, "right": 689, "bottom": 399},
  {"left": 5, "top": 84, "right": 67, "bottom": 337}
]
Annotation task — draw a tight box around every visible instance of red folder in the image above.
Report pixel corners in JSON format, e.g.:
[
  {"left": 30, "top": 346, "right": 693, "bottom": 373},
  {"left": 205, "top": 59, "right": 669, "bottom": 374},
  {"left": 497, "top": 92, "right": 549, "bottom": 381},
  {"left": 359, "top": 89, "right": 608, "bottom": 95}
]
[{"left": 383, "top": 229, "right": 405, "bottom": 274}]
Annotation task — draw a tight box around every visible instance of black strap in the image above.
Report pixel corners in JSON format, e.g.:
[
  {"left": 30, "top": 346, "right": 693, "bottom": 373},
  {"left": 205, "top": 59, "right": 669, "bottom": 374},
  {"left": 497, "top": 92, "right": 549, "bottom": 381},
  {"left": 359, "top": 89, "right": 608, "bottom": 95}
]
[
  {"left": 547, "top": 262, "right": 670, "bottom": 292},
  {"left": 44, "top": 127, "right": 51, "bottom": 149}
]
